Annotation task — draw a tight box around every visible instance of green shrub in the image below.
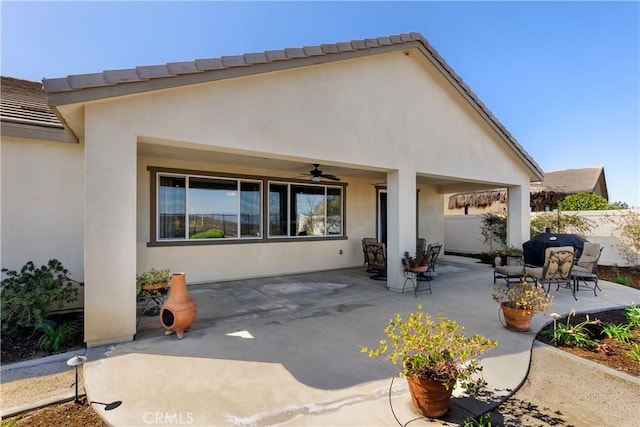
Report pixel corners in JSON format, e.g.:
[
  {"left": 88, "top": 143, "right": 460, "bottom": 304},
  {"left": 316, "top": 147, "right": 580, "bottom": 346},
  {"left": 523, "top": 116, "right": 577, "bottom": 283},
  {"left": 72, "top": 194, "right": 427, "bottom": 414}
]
[
  {"left": 629, "top": 344, "right": 640, "bottom": 362},
  {"left": 601, "top": 323, "right": 631, "bottom": 344},
  {"left": 480, "top": 213, "right": 506, "bottom": 250},
  {"left": 558, "top": 192, "right": 610, "bottom": 210},
  {"left": 614, "top": 276, "right": 631, "bottom": 286},
  {"left": 1, "top": 259, "right": 79, "bottom": 337},
  {"left": 543, "top": 311, "right": 597, "bottom": 349},
  {"left": 191, "top": 228, "right": 224, "bottom": 239},
  {"left": 530, "top": 212, "right": 594, "bottom": 237},
  {"left": 606, "top": 210, "right": 640, "bottom": 267},
  {"left": 625, "top": 304, "right": 640, "bottom": 327},
  {"left": 38, "top": 321, "right": 79, "bottom": 352},
  {"left": 463, "top": 413, "right": 494, "bottom": 427}
]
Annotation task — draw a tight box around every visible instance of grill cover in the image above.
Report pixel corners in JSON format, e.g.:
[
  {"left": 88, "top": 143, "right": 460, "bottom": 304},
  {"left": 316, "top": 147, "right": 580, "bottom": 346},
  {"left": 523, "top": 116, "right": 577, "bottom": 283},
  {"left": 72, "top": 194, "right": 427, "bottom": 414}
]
[{"left": 523, "top": 233, "right": 587, "bottom": 267}]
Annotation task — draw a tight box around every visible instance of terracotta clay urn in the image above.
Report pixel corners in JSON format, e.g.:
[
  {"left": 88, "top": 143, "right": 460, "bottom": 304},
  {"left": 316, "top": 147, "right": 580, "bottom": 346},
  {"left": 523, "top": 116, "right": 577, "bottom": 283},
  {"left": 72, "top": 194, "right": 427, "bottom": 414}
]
[{"left": 160, "top": 273, "right": 197, "bottom": 339}]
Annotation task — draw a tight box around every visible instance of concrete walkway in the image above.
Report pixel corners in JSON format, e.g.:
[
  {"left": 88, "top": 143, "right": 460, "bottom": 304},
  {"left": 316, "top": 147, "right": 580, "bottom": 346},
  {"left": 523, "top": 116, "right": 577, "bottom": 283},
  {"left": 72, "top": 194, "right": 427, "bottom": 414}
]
[{"left": 5, "top": 256, "right": 640, "bottom": 425}]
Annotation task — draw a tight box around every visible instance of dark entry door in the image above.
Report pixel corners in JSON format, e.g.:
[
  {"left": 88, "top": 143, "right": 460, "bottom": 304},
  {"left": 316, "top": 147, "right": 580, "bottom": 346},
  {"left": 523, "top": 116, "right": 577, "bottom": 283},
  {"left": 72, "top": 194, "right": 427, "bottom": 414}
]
[{"left": 378, "top": 190, "right": 387, "bottom": 245}]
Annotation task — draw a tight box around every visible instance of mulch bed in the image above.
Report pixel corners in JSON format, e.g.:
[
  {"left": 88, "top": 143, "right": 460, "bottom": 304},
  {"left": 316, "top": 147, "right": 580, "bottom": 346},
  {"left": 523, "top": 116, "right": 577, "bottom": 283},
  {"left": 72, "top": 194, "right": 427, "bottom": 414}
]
[
  {"left": 536, "top": 308, "right": 640, "bottom": 377},
  {"left": 1, "top": 311, "right": 85, "bottom": 365}
]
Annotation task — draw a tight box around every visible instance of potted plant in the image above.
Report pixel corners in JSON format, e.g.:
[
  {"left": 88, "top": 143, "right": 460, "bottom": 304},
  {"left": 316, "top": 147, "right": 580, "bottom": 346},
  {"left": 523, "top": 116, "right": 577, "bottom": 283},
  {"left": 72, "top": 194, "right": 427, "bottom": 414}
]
[
  {"left": 136, "top": 268, "right": 171, "bottom": 296},
  {"left": 492, "top": 280, "right": 553, "bottom": 331},
  {"left": 361, "top": 305, "right": 497, "bottom": 418},
  {"left": 402, "top": 251, "right": 429, "bottom": 273},
  {"left": 503, "top": 245, "right": 524, "bottom": 258}
]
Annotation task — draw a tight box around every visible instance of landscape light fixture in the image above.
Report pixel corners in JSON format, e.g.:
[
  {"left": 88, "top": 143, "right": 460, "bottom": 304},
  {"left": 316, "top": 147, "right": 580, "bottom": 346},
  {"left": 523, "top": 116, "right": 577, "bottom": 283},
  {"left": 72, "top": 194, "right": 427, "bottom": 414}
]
[{"left": 66, "top": 355, "right": 87, "bottom": 403}]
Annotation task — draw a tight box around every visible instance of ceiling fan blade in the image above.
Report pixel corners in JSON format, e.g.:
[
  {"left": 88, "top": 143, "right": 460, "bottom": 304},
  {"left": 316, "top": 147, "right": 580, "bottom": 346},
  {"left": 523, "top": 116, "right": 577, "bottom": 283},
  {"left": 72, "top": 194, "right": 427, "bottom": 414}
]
[{"left": 321, "top": 174, "right": 341, "bottom": 181}]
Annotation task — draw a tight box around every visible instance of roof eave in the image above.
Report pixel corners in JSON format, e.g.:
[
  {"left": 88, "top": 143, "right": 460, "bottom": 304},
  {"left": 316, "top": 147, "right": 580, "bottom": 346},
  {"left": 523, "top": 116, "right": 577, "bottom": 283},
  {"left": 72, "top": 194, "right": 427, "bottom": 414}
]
[
  {"left": 44, "top": 42, "right": 421, "bottom": 107},
  {"left": 41, "top": 32, "right": 543, "bottom": 180},
  {"left": 0, "top": 120, "right": 77, "bottom": 143}
]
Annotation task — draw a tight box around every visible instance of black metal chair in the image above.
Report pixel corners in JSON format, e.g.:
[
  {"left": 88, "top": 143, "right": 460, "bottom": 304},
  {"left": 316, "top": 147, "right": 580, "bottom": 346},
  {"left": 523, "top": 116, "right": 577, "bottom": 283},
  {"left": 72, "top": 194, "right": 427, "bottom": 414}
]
[
  {"left": 365, "top": 242, "right": 387, "bottom": 280},
  {"left": 416, "top": 238, "right": 427, "bottom": 255},
  {"left": 362, "top": 238, "right": 378, "bottom": 272},
  {"left": 525, "top": 246, "right": 576, "bottom": 299},
  {"left": 417, "top": 243, "right": 442, "bottom": 283}
]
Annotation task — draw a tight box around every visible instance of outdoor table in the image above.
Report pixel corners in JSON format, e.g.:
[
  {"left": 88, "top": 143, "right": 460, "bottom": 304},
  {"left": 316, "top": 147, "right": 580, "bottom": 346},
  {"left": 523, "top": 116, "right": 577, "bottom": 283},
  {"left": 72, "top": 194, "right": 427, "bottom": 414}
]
[{"left": 571, "top": 270, "right": 600, "bottom": 298}]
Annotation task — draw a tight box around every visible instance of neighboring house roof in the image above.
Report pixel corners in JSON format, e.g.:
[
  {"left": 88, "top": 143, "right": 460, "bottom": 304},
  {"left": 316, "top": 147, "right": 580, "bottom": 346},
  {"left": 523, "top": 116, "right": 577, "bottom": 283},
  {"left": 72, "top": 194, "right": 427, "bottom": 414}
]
[
  {"left": 40, "top": 32, "right": 543, "bottom": 180},
  {"left": 0, "top": 76, "right": 76, "bottom": 143},
  {"left": 448, "top": 166, "right": 608, "bottom": 209},
  {"left": 530, "top": 167, "right": 608, "bottom": 198}
]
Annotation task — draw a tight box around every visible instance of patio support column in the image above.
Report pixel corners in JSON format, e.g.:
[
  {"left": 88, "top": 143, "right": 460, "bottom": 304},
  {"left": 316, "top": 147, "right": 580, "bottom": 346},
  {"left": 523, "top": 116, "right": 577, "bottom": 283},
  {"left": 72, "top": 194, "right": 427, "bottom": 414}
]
[
  {"left": 506, "top": 185, "right": 530, "bottom": 248},
  {"left": 84, "top": 114, "right": 137, "bottom": 347},
  {"left": 386, "top": 168, "right": 417, "bottom": 292}
]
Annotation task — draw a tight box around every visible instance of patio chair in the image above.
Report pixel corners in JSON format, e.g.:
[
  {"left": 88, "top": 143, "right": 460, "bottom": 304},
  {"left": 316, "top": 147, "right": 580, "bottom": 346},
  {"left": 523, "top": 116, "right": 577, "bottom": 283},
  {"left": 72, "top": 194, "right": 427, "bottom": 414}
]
[
  {"left": 366, "top": 242, "right": 387, "bottom": 281},
  {"left": 362, "top": 238, "right": 378, "bottom": 271},
  {"left": 417, "top": 243, "right": 442, "bottom": 282},
  {"left": 572, "top": 242, "right": 603, "bottom": 275},
  {"left": 416, "top": 238, "right": 427, "bottom": 255},
  {"left": 494, "top": 255, "right": 525, "bottom": 286},
  {"left": 525, "top": 246, "right": 576, "bottom": 299},
  {"left": 571, "top": 242, "right": 603, "bottom": 296}
]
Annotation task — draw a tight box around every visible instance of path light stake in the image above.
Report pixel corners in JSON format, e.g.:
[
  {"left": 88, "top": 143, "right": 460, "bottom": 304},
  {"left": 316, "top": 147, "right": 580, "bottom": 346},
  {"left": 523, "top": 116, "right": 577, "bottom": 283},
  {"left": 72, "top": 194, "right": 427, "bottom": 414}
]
[
  {"left": 66, "top": 355, "right": 87, "bottom": 403},
  {"left": 550, "top": 313, "right": 561, "bottom": 346}
]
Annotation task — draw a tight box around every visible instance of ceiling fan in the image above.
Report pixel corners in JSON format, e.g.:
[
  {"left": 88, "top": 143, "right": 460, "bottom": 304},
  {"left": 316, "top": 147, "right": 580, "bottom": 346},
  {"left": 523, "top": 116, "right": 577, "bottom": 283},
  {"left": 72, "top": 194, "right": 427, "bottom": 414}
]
[{"left": 303, "top": 164, "right": 341, "bottom": 182}]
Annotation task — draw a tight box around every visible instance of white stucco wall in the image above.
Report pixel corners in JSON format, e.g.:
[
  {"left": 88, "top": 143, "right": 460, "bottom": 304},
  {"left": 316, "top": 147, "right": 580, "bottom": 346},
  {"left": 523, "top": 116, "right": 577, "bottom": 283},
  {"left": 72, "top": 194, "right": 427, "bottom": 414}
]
[
  {"left": 136, "top": 156, "right": 379, "bottom": 283},
  {"left": 0, "top": 136, "right": 85, "bottom": 308},
  {"left": 444, "top": 210, "right": 639, "bottom": 267},
  {"left": 52, "top": 47, "right": 536, "bottom": 345}
]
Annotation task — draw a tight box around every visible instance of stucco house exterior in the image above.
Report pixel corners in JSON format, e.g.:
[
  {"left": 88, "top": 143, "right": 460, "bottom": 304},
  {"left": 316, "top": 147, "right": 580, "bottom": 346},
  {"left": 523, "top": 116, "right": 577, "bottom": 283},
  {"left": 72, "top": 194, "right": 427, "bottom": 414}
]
[{"left": 1, "top": 32, "right": 543, "bottom": 346}]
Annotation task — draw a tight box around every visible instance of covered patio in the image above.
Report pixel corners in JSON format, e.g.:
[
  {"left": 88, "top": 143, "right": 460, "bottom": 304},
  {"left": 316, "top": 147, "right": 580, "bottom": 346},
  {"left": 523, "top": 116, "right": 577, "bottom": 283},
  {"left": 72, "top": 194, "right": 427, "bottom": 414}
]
[{"left": 87, "top": 255, "right": 640, "bottom": 426}]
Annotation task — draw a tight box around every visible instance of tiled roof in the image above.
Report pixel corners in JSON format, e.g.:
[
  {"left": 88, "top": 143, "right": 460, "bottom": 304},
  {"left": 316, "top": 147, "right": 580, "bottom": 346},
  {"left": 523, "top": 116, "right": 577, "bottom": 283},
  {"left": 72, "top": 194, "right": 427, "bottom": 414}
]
[
  {"left": 531, "top": 167, "right": 605, "bottom": 194},
  {"left": 39, "top": 32, "right": 542, "bottom": 177},
  {"left": 42, "top": 33, "right": 422, "bottom": 93},
  {"left": 448, "top": 166, "right": 607, "bottom": 208},
  {"left": 1, "top": 76, "right": 63, "bottom": 129}
]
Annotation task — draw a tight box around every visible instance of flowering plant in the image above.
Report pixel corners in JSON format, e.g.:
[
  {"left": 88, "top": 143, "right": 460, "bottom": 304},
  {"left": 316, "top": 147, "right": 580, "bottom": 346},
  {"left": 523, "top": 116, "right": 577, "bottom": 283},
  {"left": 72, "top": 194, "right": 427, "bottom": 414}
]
[
  {"left": 492, "top": 280, "right": 553, "bottom": 313},
  {"left": 402, "top": 251, "right": 430, "bottom": 270},
  {"left": 361, "top": 305, "right": 497, "bottom": 394}
]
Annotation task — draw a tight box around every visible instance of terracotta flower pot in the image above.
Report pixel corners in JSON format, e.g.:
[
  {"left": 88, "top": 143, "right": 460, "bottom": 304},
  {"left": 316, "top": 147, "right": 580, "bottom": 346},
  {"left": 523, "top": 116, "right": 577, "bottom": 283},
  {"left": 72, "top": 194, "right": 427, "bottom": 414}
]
[
  {"left": 501, "top": 303, "right": 535, "bottom": 332},
  {"left": 409, "top": 265, "right": 428, "bottom": 273},
  {"left": 160, "top": 273, "right": 197, "bottom": 339},
  {"left": 406, "top": 376, "right": 453, "bottom": 418},
  {"left": 140, "top": 282, "right": 169, "bottom": 296}
]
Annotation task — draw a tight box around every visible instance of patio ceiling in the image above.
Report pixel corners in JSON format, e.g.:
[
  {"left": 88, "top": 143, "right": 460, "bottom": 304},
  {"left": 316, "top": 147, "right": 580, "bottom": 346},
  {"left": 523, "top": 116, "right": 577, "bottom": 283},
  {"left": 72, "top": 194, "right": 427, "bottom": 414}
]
[{"left": 138, "top": 141, "right": 504, "bottom": 193}]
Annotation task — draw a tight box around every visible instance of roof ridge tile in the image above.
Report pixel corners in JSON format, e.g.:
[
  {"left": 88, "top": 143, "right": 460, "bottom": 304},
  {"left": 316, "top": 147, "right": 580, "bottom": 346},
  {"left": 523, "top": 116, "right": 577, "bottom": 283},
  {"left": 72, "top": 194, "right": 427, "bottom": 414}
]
[
  {"left": 68, "top": 73, "right": 108, "bottom": 90},
  {"left": 194, "top": 58, "right": 225, "bottom": 71},
  {"left": 220, "top": 55, "right": 248, "bottom": 67},
  {"left": 36, "top": 32, "right": 543, "bottom": 177},
  {"left": 103, "top": 69, "right": 143, "bottom": 84},
  {"left": 243, "top": 52, "right": 269, "bottom": 65},
  {"left": 136, "top": 65, "right": 173, "bottom": 79},
  {"left": 167, "top": 61, "right": 201, "bottom": 75}
]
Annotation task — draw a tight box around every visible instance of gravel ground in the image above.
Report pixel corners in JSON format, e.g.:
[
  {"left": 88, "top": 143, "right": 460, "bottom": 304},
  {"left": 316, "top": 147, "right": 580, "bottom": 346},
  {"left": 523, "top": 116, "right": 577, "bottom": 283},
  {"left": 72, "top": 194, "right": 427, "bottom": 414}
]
[
  {"left": 490, "top": 342, "right": 640, "bottom": 426},
  {"left": 1, "top": 368, "right": 85, "bottom": 412}
]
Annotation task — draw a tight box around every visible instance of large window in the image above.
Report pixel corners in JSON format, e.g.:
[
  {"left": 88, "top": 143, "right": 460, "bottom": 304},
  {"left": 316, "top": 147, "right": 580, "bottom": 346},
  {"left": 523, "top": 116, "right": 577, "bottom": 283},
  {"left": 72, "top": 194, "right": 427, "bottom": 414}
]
[
  {"left": 268, "top": 182, "right": 343, "bottom": 237},
  {"left": 158, "top": 174, "right": 261, "bottom": 241},
  {"left": 152, "top": 169, "right": 345, "bottom": 244}
]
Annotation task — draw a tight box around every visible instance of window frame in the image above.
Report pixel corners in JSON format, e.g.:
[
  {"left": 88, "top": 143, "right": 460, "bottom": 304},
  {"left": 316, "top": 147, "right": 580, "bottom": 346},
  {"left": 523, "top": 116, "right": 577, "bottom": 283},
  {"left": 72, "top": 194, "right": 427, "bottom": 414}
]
[
  {"left": 268, "top": 180, "right": 344, "bottom": 239},
  {"left": 147, "top": 166, "right": 347, "bottom": 247}
]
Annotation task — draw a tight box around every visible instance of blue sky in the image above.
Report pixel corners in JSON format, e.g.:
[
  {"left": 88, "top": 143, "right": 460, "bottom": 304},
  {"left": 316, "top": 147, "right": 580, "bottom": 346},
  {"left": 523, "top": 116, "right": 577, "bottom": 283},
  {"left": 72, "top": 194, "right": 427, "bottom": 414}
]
[{"left": 2, "top": 1, "right": 639, "bottom": 206}]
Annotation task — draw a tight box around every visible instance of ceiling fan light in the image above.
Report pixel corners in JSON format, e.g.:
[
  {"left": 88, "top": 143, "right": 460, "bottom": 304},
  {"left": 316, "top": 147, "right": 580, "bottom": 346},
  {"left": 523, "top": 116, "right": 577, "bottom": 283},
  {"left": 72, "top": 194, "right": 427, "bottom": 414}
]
[{"left": 311, "top": 176, "right": 321, "bottom": 183}]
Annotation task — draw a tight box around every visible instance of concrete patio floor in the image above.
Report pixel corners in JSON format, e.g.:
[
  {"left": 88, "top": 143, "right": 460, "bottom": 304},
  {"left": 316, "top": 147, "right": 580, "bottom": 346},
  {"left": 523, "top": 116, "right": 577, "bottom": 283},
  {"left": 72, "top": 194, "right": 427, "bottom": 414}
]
[{"left": 85, "top": 255, "right": 640, "bottom": 426}]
